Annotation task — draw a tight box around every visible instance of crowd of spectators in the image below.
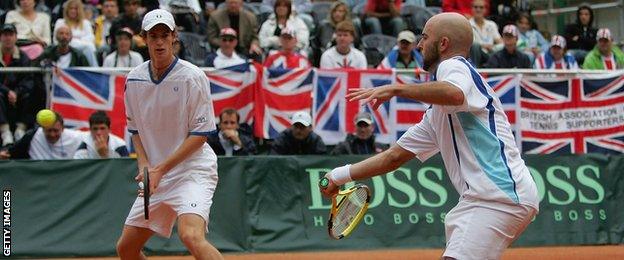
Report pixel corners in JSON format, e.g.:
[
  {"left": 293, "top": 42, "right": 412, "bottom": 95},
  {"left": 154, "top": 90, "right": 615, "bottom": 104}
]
[{"left": 0, "top": 0, "right": 622, "bottom": 157}]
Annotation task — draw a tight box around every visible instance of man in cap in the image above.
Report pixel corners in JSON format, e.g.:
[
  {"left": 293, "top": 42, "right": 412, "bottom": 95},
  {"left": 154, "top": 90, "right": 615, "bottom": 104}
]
[
  {"left": 330, "top": 112, "right": 389, "bottom": 155},
  {"left": 0, "top": 23, "right": 36, "bottom": 146},
  {"left": 103, "top": 27, "right": 144, "bottom": 67},
  {"left": 533, "top": 35, "right": 578, "bottom": 69},
  {"left": 484, "top": 24, "right": 531, "bottom": 68},
  {"left": 117, "top": 9, "right": 223, "bottom": 260},
  {"left": 263, "top": 27, "right": 311, "bottom": 69},
  {"left": 320, "top": 21, "right": 367, "bottom": 69},
  {"left": 583, "top": 28, "right": 624, "bottom": 70},
  {"left": 270, "top": 111, "right": 327, "bottom": 155},
  {"left": 378, "top": 30, "right": 423, "bottom": 69},
  {"left": 204, "top": 27, "right": 247, "bottom": 68}
]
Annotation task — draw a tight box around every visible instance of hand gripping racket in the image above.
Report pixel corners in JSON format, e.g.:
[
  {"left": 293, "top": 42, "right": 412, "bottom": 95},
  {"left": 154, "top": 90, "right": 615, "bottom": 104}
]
[
  {"left": 319, "top": 177, "right": 371, "bottom": 239},
  {"left": 143, "top": 167, "right": 150, "bottom": 220}
]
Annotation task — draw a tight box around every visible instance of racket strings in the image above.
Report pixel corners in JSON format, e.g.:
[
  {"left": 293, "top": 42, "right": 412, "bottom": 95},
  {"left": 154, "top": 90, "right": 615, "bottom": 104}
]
[{"left": 332, "top": 188, "right": 368, "bottom": 236}]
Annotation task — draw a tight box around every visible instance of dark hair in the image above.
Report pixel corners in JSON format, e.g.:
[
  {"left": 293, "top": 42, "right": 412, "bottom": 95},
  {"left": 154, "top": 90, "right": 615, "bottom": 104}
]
[
  {"left": 53, "top": 111, "right": 64, "bottom": 125},
  {"left": 274, "top": 0, "right": 292, "bottom": 19},
  {"left": 89, "top": 111, "right": 111, "bottom": 128},
  {"left": 219, "top": 108, "right": 240, "bottom": 123},
  {"left": 517, "top": 12, "right": 536, "bottom": 30},
  {"left": 576, "top": 4, "right": 594, "bottom": 26}
]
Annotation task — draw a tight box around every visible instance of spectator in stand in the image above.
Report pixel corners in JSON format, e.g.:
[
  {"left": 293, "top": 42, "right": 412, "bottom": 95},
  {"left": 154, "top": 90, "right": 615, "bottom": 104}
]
[
  {"left": 378, "top": 30, "right": 423, "bottom": 69},
  {"left": 53, "top": 0, "right": 98, "bottom": 66},
  {"left": 583, "top": 28, "right": 624, "bottom": 70},
  {"left": 35, "top": 25, "right": 89, "bottom": 68},
  {"left": 264, "top": 27, "right": 311, "bottom": 69},
  {"left": 262, "top": 0, "right": 314, "bottom": 31},
  {"left": 330, "top": 112, "right": 389, "bottom": 155},
  {"left": 315, "top": 1, "right": 362, "bottom": 52},
  {"left": 207, "top": 108, "right": 256, "bottom": 156},
  {"left": 0, "top": 23, "right": 36, "bottom": 146},
  {"left": 74, "top": 111, "right": 128, "bottom": 159},
  {"left": 470, "top": 0, "right": 502, "bottom": 55},
  {"left": 363, "top": 0, "right": 404, "bottom": 37},
  {"left": 205, "top": 27, "right": 247, "bottom": 68},
  {"left": 516, "top": 12, "right": 549, "bottom": 62},
  {"left": 206, "top": 0, "right": 262, "bottom": 59},
  {"left": 270, "top": 111, "right": 326, "bottom": 155},
  {"left": 484, "top": 24, "right": 531, "bottom": 69},
  {"left": 102, "top": 27, "right": 144, "bottom": 67},
  {"left": 0, "top": 111, "right": 83, "bottom": 160},
  {"left": 5, "top": 0, "right": 51, "bottom": 60},
  {"left": 94, "top": 0, "right": 119, "bottom": 50},
  {"left": 443, "top": 0, "right": 489, "bottom": 18},
  {"left": 258, "top": 0, "right": 309, "bottom": 53},
  {"left": 533, "top": 35, "right": 578, "bottom": 70},
  {"left": 109, "top": 0, "right": 144, "bottom": 56},
  {"left": 564, "top": 5, "right": 597, "bottom": 64},
  {"left": 320, "top": 21, "right": 367, "bottom": 69}
]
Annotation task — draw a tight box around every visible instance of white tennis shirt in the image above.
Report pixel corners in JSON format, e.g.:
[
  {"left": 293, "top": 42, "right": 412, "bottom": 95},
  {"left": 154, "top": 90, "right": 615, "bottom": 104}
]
[
  {"left": 125, "top": 58, "right": 217, "bottom": 182},
  {"left": 397, "top": 56, "right": 539, "bottom": 210}
]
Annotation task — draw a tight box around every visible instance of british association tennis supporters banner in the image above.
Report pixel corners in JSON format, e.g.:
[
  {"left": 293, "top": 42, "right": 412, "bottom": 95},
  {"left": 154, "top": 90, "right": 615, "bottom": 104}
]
[{"left": 50, "top": 66, "right": 624, "bottom": 154}]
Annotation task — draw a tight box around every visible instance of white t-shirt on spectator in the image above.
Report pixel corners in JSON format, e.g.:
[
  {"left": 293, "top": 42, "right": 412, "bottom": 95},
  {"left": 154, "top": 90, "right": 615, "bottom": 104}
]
[
  {"left": 103, "top": 51, "right": 144, "bottom": 67},
  {"left": 29, "top": 128, "right": 84, "bottom": 160},
  {"left": 73, "top": 133, "right": 128, "bottom": 159},
  {"left": 320, "top": 47, "right": 367, "bottom": 69},
  {"left": 213, "top": 49, "right": 246, "bottom": 69},
  {"left": 469, "top": 18, "right": 501, "bottom": 46},
  {"left": 57, "top": 52, "right": 72, "bottom": 68}
]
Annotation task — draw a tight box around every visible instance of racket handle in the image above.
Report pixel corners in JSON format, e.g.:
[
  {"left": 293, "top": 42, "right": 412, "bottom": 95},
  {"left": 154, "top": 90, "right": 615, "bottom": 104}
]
[{"left": 319, "top": 177, "right": 330, "bottom": 189}]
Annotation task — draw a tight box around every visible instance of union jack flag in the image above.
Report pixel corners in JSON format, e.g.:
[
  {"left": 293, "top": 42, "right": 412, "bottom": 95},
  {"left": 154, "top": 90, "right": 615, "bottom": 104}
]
[
  {"left": 207, "top": 63, "right": 258, "bottom": 126},
  {"left": 486, "top": 74, "right": 521, "bottom": 131},
  {"left": 51, "top": 69, "right": 127, "bottom": 140},
  {"left": 313, "top": 69, "right": 393, "bottom": 144},
  {"left": 257, "top": 67, "right": 314, "bottom": 139},
  {"left": 390, "top": 72, "right": 429, "bottom": 140},
  {"left": 519, "top": 72, "right": 624, "bottom": 154}
]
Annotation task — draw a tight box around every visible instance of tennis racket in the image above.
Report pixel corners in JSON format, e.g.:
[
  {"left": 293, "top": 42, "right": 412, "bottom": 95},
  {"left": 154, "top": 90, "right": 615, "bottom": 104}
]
[
  {"left": 319, "top": 177, "right": 371, "bottom": 239},
  {"left": 143, "top": 167, "right": 150, "bottom": 220}
]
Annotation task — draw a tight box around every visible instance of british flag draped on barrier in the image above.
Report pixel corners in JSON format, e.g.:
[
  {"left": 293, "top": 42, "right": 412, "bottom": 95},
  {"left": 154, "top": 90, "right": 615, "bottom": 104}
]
[
  {"left": 50, "top": 66, "right": 623, "bottom": 154},
  {"left": 50, "top": 69, "right": 127, "bottom": 141},
  {"left": 519, "top": 72, "right": 624, "bottom": 154}
]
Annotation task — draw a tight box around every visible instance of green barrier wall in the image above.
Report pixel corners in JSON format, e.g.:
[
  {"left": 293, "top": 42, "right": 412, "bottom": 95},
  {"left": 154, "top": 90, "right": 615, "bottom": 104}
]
[{"left": 1, "top": 155, "right": 623, "bottom": 257}]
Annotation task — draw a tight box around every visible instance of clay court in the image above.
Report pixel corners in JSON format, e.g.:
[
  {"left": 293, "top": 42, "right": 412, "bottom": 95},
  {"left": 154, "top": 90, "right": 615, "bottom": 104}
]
[{"left": 50, "top": 245, "right": 624, "bottom": 260}]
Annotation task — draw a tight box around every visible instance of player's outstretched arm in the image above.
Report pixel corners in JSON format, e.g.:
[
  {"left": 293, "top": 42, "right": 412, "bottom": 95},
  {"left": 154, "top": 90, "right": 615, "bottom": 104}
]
[
  {"left": 347, "top": 81, "right": 464, "bottom": 110},
  {"left": 320, "top": 145, "right": 414, "bottom": 197}
]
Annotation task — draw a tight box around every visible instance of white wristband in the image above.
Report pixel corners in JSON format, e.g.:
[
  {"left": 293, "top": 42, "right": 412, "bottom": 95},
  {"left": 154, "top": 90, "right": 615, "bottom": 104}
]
[{"left": 330, "top": 164, "right": 352, "bottom": 186}]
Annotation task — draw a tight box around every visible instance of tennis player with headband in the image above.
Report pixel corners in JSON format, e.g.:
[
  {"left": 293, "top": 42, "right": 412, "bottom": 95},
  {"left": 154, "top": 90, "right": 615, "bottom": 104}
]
[
  {"left": 117, "top": 9, "right": 222, "bottom": 259},
  {"left": 320, "top": 12, "right": 539, "bottom": 260}
]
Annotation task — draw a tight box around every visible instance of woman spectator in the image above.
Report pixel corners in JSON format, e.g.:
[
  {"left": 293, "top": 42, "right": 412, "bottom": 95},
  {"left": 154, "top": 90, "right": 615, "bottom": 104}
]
[
  {"left": 258, "top": 0, "right": 309, "bottom": 53},
  {"left": 315, "top": 1, "right": 362, "bottom": 51},
  {"left": 53, "top": 0, "right": 98, "bottom": 66},
  {"left": 516, "top": 12, "right": 549, "bottom": 62},
  {"left": 564, "top": 5, "right": 597, "bottom": 64},
  {"left": 5, "top": 0, "right": 51, "bottom": 60}
]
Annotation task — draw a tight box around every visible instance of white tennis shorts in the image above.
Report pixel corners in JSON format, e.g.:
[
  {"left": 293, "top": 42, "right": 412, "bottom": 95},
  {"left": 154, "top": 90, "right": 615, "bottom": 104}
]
[
  {"left": 443, "top": 197, "right": 537, "bottom": 260},
  {"left": 124, "top": 171, "right": 218, "bottom": 237}
]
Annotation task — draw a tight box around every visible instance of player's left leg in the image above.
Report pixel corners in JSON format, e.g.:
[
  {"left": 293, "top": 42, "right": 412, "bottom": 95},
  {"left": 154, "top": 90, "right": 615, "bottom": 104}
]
[{"left": 178, "top": 213, "right": 223, "bottom": 260}]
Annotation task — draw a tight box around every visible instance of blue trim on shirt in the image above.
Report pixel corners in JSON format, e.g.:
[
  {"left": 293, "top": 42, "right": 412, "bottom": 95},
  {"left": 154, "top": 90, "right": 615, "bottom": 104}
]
[
  {"left": 447, "top": 114, "right": 461, "bottom": 166},
  {"left": 149, "top": 57, "right": 179, "bottom": 85},
  {"left": 115, "top": 146, "right": 129, "bottom": 157},
  {"left": 189, "top": 131, "right": 212, "bottom": 136},
  {"left": 126, "top": 78, "right": 148, "bottom": 82},
  {"left": 128, "top": 129, "right": 138, "bottom": 134},
  {"left": 455, "top": 57, "right": 519, "bottom": 203}
]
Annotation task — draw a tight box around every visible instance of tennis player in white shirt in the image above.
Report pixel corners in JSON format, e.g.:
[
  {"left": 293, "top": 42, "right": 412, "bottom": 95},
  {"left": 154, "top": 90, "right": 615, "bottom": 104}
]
[
  {"left": 321, "top": 13, "right": 539, "bottom": 260},
  {"left": 116, "top": 9, "right": 223, "bottom": 260}
]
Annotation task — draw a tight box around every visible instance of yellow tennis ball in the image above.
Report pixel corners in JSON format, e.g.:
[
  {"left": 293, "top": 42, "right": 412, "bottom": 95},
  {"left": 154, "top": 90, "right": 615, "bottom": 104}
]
[{"left": 36, "top": 109, "right": 57, "bottom": 128}]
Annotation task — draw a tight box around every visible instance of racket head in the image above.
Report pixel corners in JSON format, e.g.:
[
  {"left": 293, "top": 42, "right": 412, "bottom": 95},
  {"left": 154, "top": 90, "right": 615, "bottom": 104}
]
[
  {"left": 327, "top": 184, "right": 371, "bottom": 239},
  {"left": 143, "top": 167, "right": 150, "bottom": 220}
]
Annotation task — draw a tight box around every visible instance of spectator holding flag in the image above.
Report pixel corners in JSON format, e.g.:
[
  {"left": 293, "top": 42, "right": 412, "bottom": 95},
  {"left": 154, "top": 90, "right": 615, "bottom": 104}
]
[
  {"left": 582, "top": 28, "right": 624, "bottom": 70},
  {"left": 533, "top": 35, "right": 578, "bottom": 70},
  {"left": 263, "top": 27, "right": 311, "bottom": 69}
]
